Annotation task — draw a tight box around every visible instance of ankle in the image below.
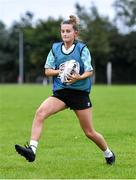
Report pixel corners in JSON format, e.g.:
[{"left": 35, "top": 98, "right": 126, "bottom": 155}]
[
  {"left": 30, "top": 140, "right": 38, "bottom": 154},
  {"left": 103, "top": 148, "right": 113, "bottom": 158}
]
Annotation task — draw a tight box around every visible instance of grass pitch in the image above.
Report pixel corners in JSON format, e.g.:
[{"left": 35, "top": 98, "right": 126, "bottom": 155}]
[{"left": 0, "top": 84, "right": 136, "bottom": 179}]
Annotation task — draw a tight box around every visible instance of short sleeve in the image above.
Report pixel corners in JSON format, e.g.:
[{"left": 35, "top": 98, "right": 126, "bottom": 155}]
[
  {"left": 81, "top": 47, "right": 93, "bottom": 72},
  {"left": 44, "top": 50, "right": 55, "bottom": 69}
]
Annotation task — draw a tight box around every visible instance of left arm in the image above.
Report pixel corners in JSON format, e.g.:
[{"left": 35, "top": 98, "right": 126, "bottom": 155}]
[
  {"left": 67, "top": 46, "right": 93, "bottom": 83},
  {"left": 76, "top": 71, "right": 93, "bottom": 80},
  {"left": 67, "top": 71, "right": 93, "bottom": 83}
]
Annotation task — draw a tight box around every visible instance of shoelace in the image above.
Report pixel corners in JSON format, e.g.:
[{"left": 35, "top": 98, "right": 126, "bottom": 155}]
[
  {"left": 24, "top": 142, "right": 30, "bottom": 148},
  {"left": 24, "top": 142, "right": 36, "bottom": 149}
]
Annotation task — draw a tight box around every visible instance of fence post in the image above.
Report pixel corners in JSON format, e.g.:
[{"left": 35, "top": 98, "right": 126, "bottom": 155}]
[{"left": 107, "top": 62, "right": 112, "bottom": 85}]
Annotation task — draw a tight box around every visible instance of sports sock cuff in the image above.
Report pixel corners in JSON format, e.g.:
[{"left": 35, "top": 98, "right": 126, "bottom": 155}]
[
  {"left": 30, "top": 140, "right": 38, "bottom": 148},
  {"left": 104, "top": 147, "right": 113, "bottom": 158}
]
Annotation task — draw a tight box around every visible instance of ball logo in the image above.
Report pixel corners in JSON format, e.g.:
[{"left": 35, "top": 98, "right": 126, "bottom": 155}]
[{"left": 58, "top": 60, "right": 80, "bottom": 84}]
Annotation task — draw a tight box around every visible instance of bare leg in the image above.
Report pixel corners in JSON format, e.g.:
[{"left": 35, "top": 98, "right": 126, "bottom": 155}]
[
  {"left": 74, "top": 108, "right": 108, "bottom": 151},
  {"left": 31, "top": 97, "right": 66, "bottom": 141},
  {"left": 15, "top": 97, "right": 66, "bottom": 162}
]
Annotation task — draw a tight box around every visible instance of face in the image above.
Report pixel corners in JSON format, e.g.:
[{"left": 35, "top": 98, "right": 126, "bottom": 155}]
[{"left": 61, "top": 24, "right": 78, "bottom": 44}]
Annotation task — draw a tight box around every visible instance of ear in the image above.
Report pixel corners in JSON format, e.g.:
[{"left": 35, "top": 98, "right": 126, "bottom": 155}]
[{"left": 75, "top": 30, "right": 79, "bottom": 38}]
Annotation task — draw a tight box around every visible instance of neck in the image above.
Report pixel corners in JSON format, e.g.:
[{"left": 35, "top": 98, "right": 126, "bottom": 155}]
[{"left": 64, "top": 40, "right": 75, "bottom": 50}]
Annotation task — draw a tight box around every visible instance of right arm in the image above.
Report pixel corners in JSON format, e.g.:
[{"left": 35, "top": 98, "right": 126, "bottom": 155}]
[
  {"left": 44, "top": 50, "right": 59, "bottom": 77},
  {"left": 45, "top": 68, "right": 59, "bottom": 77}
]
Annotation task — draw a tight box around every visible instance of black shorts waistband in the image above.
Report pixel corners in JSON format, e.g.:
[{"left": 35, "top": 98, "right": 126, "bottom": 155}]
[{"left": 54, "top": 89, "right": 89, "bottom": 95}]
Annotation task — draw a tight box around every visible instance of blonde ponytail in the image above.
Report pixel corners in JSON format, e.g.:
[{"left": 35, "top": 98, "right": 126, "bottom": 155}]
[
  {"left": 69, "top": 15, "right": 79, "bottom": 25},
  {"left": 61, "top": 15, "right": 80, "bottom": 31}
]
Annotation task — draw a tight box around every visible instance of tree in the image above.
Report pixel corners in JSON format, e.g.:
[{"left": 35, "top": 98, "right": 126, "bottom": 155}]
[
  {"left": 0, "top": 21, "right": 7, "bottom": 66},
  {"left": 0, "top": 21, "right": 18, "bottom": 82},
  {"left": 113, "top": 0, "right": 136, "bottom": 30},
  {"left": 23, "top": 17, "right": 62, "bottom": 82},
  {"left": 75, "top": 3, "right": 117, "bottom": 83},
  {"left": 7, "top": 13, "right": 62, "bottom": 82},
  {"left": 109, "top": 31, "right": 136, "bottom": 83}
]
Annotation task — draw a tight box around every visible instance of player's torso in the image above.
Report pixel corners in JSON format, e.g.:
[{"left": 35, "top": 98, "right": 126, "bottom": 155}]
[
  {"left": 52, "top": 41, "right": 92, "bottom": 92},
  {"left": 52, "top": 41, "right": 85, "bottom": 74}
]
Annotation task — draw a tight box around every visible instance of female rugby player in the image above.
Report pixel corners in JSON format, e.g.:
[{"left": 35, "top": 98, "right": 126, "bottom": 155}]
[{"left": 15, "top": 15, "right": 115, "bottom": 165}]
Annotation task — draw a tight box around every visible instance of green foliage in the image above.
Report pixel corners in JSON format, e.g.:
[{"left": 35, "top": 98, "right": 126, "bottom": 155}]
[
  {"left": 0, "top": 22, "right": 10, "bottom": 65},
  {"left": 23, "top": 17, "right": 62, "bottom": 81},
  {"left": 0, "top": 85, "right": 136, "bottom": 178},
  {"left": 114, "top": 0, "right": 136, "bottom": 28},
  {"left": 75, "top": 2, "right": 136, "bottom": 83},
  {"left": 0, "top": 4, "right": 136, "bottom": 83},
  {"left": 75, "top": 3, "right": 119, "bottom": 83},
  {"left": 0, "top": 21, "right": 18, "bottom": 82},
  {"left": 76, "top": 3, "right": 111, "bottom": 58},
  {"left": 109, "top": 31, "right": 136, "bottom": 83},
  {"left": 0, "top": 12, "right": 62, "bottom": 82}
]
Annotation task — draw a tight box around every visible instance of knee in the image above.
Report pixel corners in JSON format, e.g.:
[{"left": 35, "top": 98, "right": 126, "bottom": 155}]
[
  {"left": 85, "top": 130, "right": 96, "bottom": 140},
  {"left": 35, "top": 107, "right": 47, "bottom": 121}
]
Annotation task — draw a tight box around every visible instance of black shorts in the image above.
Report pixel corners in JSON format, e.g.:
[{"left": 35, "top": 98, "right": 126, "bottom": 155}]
[{"left": 52, "top": 89, "right": 92, "bottom": 110}]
